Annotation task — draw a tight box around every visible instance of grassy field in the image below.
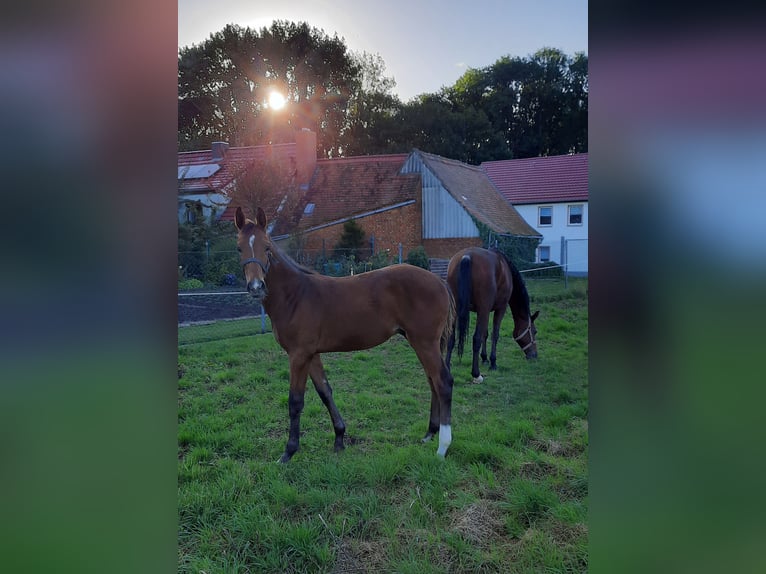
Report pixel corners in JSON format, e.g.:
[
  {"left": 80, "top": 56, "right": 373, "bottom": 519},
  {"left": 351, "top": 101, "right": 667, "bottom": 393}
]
[{"left": 178, "top": 277, "right": 588, "bottom": 573}]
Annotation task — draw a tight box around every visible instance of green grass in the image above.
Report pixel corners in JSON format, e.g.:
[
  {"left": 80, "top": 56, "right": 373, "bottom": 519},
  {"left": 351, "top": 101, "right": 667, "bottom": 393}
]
[{"left": 178, "top": 277, "right": 587, "bottom": 573}]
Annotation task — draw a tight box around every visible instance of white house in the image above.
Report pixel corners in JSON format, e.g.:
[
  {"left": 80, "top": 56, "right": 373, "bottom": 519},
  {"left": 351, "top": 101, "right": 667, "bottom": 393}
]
[{"left": 482, "top": 153, "right": 588, "bottom": 275}]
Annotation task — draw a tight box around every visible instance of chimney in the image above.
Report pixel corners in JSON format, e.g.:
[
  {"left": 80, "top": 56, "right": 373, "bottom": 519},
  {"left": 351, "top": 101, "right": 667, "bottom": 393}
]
[
  {"left": 294, "top": 128, "right": 317, "bottom": 191},
  {"left": 211, "top": 141, "right": 229, "bottom": 162}
]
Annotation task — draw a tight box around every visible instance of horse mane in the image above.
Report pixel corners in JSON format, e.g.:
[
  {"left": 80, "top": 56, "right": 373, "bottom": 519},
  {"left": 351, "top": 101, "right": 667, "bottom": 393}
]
[
  {"left": 270, "top": 239, "right": 317, "bottom": 275},
  {"left": 492, "top": 248, "right": 531, "bottom": 316}
]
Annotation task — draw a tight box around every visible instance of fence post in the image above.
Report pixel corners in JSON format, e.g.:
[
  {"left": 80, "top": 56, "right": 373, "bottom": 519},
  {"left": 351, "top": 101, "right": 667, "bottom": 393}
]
[
  {"left": 398, "top": 243, "right": 403, "bottom": 264},
  {"left": 561, "top": 236, "right": 568, "bottom": 289},
  {"left": 260, "top": 304, "right": 266, "bottom": 334}
]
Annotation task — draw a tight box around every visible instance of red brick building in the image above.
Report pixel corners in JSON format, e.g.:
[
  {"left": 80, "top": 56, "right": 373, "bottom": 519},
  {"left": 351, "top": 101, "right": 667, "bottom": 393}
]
[{"left": 178, "top": 131, "right": 540, "bottom": 270}]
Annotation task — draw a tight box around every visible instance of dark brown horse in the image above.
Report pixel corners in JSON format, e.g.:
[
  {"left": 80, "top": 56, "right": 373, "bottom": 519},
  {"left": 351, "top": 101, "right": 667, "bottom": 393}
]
[
  {"left": 445, "top": 247, "right": 539, "bottom": 383},
  {"left": 235, "top": 206, "right": 457, "bottom": 462}
]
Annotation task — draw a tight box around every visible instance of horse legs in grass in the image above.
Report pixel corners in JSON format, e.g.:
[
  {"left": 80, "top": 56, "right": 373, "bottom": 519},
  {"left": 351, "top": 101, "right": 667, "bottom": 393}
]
[
  {"left": 279, "top": 354, "right": 311, "bottom": 463},
  {"left": 445, "top": 322, "right": 457, "bottom": 370},
  {"left": 472, "top": 311, "right": 490, "bottom": 383},
  {"left": 309, "top": 354, "right": 346, "bottom": 453},
  {"left": 488, "top": 309, "right": 506, "bottom": 371},
  {"left": 415, "top": 343, "right": 454, "bottom": 457}
]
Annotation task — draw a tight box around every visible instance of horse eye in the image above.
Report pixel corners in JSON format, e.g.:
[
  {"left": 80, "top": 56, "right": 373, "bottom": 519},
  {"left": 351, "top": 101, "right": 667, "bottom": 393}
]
[{"left": 237, "top": 247, "right": 241, "bottom": 253}]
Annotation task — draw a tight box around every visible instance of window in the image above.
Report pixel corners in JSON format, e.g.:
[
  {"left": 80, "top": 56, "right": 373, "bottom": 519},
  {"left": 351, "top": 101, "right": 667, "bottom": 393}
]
[
  {"left": 568, "top": 204, "right": 583, "bottom": 225},
  {"left": 538, "top": 206, "right": 552, "bottom": 226},
  {"left": 538, "top": 245, "right": 550, "bottom": 262}
]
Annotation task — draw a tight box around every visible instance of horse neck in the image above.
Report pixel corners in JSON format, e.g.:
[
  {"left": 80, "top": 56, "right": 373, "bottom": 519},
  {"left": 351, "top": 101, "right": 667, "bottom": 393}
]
[
  {"left": 263, "top": 247, "right": 310, "bottom": 312},
  {"left": 508, "top": 294, "right": 530, "bottom": 327}
]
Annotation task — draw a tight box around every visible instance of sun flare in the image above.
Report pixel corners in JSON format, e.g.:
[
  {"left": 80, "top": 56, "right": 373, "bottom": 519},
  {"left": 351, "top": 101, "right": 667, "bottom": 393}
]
[{"left": 268, "top": 91, "right": 286, "bottom": 110}]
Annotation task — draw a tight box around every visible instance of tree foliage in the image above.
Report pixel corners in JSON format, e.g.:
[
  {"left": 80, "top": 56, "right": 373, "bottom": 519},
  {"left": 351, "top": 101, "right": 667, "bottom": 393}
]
[
  {"left": 179, "top": 22, "right": 587, "bottom": 161},
  {"left": 334, "top": 219, "right": 368, "bottom": 260},
  {"left": 179, "top": 21, "right": 361, "bottom": 156}
]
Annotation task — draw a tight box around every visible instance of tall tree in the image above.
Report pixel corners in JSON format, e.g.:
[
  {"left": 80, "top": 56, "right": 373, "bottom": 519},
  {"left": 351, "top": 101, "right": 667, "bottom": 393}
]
[
  {"left": 341, "top": 51, "right": 402, "bottom": 156},
  {"left": 178, "top": 22, "right": 360, "bottom": 156}
]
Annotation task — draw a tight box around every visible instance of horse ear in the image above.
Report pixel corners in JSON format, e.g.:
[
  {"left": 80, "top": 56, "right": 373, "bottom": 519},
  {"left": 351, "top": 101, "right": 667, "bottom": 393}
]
[
  {"left": 234, "top": 206, "right": 245, "bottom": 230},
  {"left": 531, "top": 310, "right": 540, "bottom": 322},
  {"left": 256, "top": 207, "right": 268, "bottom": 229}
]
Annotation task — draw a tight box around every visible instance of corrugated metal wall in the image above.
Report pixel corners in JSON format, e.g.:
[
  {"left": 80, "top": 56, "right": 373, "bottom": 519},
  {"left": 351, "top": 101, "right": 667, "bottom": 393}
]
[{"left": 402, "top": 153, "right": 479, "bottom": 239}]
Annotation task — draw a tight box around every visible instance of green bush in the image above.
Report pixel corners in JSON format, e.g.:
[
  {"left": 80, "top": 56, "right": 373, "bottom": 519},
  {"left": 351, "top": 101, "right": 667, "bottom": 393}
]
[
  {"left": 178, "top": 278, "right": 204, "bottom": 290},
  {"left": 405, "top": 246, "right": 430, "bottom": 269}
]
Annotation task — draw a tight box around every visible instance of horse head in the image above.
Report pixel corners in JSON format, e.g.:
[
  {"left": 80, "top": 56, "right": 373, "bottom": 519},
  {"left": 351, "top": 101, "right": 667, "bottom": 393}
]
[
  {"left": 514, "top": 310, "right": 539, "bottom": 359},
  {"left": 235, "top": 206, "right": 273, "bottom": 302}
]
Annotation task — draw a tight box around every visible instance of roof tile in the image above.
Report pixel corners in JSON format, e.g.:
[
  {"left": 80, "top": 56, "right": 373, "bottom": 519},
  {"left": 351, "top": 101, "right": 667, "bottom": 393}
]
[{"left": 481, "top": 153, "right": 588, "bottom": 205}]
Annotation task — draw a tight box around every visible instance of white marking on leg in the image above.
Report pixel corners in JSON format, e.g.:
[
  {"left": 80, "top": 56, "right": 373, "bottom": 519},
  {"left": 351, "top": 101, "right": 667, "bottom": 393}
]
[
  {"left": 436, "top": 424, "right": 452, "bottom": 457},
  {"left": 472, "top": 375, "right": 484, "bottom": 384}
]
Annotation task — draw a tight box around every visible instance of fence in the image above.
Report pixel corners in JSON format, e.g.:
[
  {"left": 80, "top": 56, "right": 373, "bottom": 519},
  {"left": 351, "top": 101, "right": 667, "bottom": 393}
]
[
  {"left": 178, "top": 243, "right": 587, "bottom": 346},
  {"left": 178, "top": 243, "right": 422, "bottom": 289}
]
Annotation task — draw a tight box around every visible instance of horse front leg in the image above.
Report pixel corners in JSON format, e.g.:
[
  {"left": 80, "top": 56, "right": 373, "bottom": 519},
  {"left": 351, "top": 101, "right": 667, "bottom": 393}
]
[
  {"left": 279, "top": 354, "right": 311, "bottom": 463},
  {"left": 472, "top": 312, "right": 489, "bottom": 383},
  {"left": 309, "top": 354, "right": 346, "bottom": 453},
  {"left": 489, "top": 309, "right": 506, "bottom": 370}
]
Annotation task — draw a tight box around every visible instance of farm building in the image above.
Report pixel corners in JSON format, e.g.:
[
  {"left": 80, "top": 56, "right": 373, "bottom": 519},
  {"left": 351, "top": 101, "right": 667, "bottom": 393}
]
[
  {"left": 482, "top": 153, "right": 589, "bottom": 275},
  {"left": 177, "top": 131, "right": 540, "bottom": 271}
]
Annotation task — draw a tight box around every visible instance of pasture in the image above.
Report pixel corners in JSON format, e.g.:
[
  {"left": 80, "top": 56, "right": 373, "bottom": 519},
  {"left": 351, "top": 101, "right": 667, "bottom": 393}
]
[{"left": 178, "top": 278, "right": 588, "bottom": 573}]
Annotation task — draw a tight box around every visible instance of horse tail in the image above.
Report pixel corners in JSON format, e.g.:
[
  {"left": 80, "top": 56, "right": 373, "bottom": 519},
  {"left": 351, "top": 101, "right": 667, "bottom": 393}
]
[
  {"left": 441, "top": 284, "right": 457, "bottom": 356},
  {"left": 456, "top": 254, "right": 472, "bottom": 360}
]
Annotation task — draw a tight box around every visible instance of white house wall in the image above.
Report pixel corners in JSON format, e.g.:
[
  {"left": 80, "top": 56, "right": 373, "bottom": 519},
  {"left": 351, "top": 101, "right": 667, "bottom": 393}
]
[
  {"left": 514, "top": 202, "right": 588, "bottom": 275},
  {"left": 178, "top": 192, "right": 230, "bottom": 223}
]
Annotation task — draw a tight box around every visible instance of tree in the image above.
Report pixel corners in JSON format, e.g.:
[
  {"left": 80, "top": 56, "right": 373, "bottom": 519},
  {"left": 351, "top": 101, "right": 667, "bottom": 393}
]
[
  {"left": 227, "top": 158, "right": 298, "bottom": 233},
  {"left": 340, "top": 51, "right": 403, "bottom": 156},
  {"left": 178, "top": 22, "right": 361, "bottom": 156},
  {"left": 334, "top": 219, "right": 368, "bottom": 260}
]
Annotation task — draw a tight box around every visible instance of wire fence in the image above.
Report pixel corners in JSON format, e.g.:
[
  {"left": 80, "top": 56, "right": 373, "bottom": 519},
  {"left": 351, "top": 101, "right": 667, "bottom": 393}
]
[{"left": 178, "top": 237, "right": 587, "bottom": 344}]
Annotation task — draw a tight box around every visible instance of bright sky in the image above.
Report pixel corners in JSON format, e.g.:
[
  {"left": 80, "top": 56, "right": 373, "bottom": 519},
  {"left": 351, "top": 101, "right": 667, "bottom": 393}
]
[{"left": 178, "top": 0, "right": 588, "bottom": 102}]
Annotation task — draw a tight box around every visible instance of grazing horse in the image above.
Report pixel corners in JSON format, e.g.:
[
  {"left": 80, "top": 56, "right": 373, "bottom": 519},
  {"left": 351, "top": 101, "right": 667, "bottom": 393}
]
[
  {"left": 234, "top": 206, "right": 457, "bottom": 462},
  {"left": 445, "top": 247, "right": 539, "bottom": 383}
]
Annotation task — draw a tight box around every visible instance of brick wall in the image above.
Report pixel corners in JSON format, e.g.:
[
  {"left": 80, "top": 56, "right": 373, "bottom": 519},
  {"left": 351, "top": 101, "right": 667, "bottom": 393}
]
[{"left": 299, "top": 201, "right": 423, "bottom": 261}]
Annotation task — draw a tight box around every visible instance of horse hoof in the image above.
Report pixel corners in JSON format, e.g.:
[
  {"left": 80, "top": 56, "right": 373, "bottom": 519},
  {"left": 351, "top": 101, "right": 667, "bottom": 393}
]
[
  {"left": 472, "top": 375, "right": 484, "bottom": 384},
  {"left": 278, "top": 453, "right": 292, "bottom": 464},
  {"left": 422, "top": 434, "right": 434, "bottom": 443}
]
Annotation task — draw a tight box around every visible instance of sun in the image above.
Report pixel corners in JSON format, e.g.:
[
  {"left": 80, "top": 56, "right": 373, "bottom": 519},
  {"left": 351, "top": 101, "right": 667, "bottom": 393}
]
[{"left": 268, "top": 91, "right": 286, "bottom": 110}]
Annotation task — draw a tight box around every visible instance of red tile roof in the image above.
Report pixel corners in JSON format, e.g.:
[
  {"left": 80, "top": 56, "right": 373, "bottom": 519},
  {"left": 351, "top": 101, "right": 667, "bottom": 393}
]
[
  {"left": 481, "top": 153, "right": 588, "bottom": 205},
  {"left": 279, "top": 154, "right": 418, "bottom": 234},
  {"left": 416, "top": 151, "right": 540, "bottom": 237},
  {"left": 178, "top": 143, "right": 298, "bottom": 222}
]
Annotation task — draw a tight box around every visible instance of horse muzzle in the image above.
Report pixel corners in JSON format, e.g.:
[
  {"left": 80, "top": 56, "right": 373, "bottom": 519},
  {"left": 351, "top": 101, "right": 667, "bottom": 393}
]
[{"left": 247, "top": 279, "right": 267, "bottom": 301}]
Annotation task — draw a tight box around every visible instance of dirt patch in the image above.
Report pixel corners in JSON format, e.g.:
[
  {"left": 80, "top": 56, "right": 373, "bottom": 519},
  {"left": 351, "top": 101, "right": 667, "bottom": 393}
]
[
  {"left": 548, "top": 521, "right": 588, "bottom": 546},
  {"left": 332, "top": 538, "right": 388, "bottom": 574},
  {"left": 518, "top": 460, "right": 559, "bottom": 480},
  {"left": 450, "top": 499, "right": 505, "bottom": 547}
]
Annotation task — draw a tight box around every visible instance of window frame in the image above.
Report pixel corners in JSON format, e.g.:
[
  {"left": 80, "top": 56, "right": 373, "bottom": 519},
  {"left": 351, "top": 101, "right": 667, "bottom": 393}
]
[
  {"left": 568, "top": 204, "right": 584, "bottom": 226},
  {"left": 538, "top": 205, "right": 553, "bottom": 227},
  {"left": 538, "top": 245, "right": 551, "bottom": 263}
]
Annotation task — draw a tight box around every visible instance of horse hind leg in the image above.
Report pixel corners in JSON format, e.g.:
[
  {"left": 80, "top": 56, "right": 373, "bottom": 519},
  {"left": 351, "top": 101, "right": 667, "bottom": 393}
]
[
  {"left": 413, "top": 341, "right": 454, "bottom": 457},
  {"left": 422, "top": 381, "right": 440, "bottom": 444},
  {"left": 309, "top": 355, "right": 346, "bottom": 453}
]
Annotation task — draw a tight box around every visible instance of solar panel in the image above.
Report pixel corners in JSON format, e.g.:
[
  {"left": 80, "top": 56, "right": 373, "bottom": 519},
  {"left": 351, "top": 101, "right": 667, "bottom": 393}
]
[{"left": 178, "top": 164, "right": 221, "bottom": 179}]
